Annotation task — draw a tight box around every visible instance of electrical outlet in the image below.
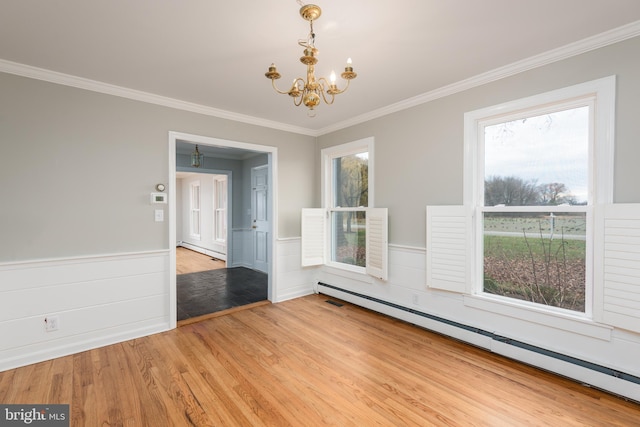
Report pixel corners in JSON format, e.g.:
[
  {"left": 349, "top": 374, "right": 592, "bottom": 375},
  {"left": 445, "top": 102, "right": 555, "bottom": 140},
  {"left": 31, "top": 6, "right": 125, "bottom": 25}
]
[
  {"left": 411, "top": 294, "right": 419, "bottom": 305},
  {"left": 44, "top": 315, "right": 60, "bottom": 332}
]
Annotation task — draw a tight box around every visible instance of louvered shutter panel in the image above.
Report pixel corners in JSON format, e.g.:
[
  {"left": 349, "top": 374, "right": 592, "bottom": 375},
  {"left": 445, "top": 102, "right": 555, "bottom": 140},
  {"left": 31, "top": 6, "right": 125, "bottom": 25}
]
[
  {"left": 301, "top": 208, "right": 326, "bottom": 266},
  {"left": 426, "top": 205, "right": 471, "bottom": 293},
  {"left": 596, "top": 203, "right": 640, "bottom": 333},
  {"left": 366, "top": 208, "right": 388, "bottom": 281}
]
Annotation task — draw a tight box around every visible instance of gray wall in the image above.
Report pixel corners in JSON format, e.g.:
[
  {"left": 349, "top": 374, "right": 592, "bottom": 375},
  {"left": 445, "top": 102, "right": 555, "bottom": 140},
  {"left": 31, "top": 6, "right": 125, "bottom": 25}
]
[
  {"left": 317, "top": 36, "right": 640, "bottom": 248},
  {"left": 0, "top": 72, "right": 316, "bottom": 262}
]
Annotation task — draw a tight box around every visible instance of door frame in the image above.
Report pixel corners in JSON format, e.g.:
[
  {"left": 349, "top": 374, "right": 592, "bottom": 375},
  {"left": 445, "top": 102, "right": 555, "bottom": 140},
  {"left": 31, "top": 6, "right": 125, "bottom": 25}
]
[{"left": 168, "top": 131, "right": 278, "bottom": 329}]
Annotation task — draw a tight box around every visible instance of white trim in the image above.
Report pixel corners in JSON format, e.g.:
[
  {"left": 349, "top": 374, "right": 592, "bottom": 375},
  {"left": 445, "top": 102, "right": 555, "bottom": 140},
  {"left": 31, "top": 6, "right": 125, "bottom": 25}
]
[
  {"left": 168, "top": 131, "right": 279, "bottom": 328},
  {"left": 0, "top": 249, "right": 170, "bottom": 268},
  {"left": 464, "top": 75, "right": 615, "bottom": 205},
  {"left": 321, "top": 137, "right": 375, "bottom": 209},
  {"left": 277, "top": 236, "right": 303, "bottom": 242},
  {"left": 317, "top": 21, "right": 640, "bottom": 135},
  {"left": 3, "top": 21, "right": 637, "bottom": 137},
  {"left": 1, "top": 321, "right": 167, "bottom": 373},
  {"left": 189, "top": 180, "right": 201, "bottom": 239},
  {"left": 320, "top": 137, "right": 374, "bottom": 273},
  {"left": 0, "top": 59, "right": 316, "bottom": 137},
  {"left": 462, "top": 76, "right": 616, "bottom": 319},
  {"left": 179, "top": 242, "right": 226, "bottom": 262}
]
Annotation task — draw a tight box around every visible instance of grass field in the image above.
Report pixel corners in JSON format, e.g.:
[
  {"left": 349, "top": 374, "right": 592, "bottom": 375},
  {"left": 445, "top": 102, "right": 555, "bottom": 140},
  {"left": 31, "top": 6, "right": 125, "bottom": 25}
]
[{"left": 483, "top": 214, "right": 586, "bottom": 312}]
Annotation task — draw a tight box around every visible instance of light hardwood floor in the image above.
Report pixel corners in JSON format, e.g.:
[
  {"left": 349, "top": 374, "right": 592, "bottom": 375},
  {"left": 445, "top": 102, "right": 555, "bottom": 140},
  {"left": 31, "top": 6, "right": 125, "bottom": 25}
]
[
  {"left": 176, "top": 247, "right": 225, "bottom": 274},
  {"left": 1, "top": 294, "right": 638, "bottom": 426}
]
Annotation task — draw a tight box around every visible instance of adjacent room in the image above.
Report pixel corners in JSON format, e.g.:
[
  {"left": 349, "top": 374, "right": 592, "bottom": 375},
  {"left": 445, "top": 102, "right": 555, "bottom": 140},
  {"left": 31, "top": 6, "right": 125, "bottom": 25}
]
[
  {"left": 174, "top": 142, "right": 270, "bottom": 322},
  {"left": 1, "top": 1, "right": 640, "bottom": 425}
]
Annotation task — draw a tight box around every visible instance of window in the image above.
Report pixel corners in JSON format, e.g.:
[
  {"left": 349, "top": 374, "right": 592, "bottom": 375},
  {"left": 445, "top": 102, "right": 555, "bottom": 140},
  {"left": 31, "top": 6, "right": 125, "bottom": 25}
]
[
  {"left": 481, "top": 104, "right": 591, "bottom": 313},
  {"left": 466, "top": 77, "right": 614, "bottom": 316},
  {"left": 428, "top": 76, "right": 615, "bottom": 319},
  {"left": 302, "top": 137, "right": 388, "bottom": 280},
  {"left": 329, "top": 149, "right": 369, "bottom": 268},
  {"left": 213, "top": 176, "right": 227, "bottom": 243},
  {"left": 190, "top": 181, "right": 201, "bottom": 239}
]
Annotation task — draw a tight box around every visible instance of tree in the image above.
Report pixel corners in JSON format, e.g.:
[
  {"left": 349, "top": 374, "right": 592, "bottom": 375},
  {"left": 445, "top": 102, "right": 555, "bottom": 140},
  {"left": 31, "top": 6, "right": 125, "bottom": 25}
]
[
  {"left": 485, "top": 176, "right": 579, "bottom": 206},
  {"left": 538, "top": 182, "right": 576, "bottom": 205},
  {"left": 337, "top": 155, "right": 368, "bottom": 233},
  {"left": 484, "top": 175, "right": 540, "bottom": 206}
]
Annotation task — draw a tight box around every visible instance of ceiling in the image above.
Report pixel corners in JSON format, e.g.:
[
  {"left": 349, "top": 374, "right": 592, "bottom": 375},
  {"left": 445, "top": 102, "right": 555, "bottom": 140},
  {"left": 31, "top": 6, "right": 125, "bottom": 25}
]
[{"left": 2, "top": 1, "right": 640, "bottom": 135}]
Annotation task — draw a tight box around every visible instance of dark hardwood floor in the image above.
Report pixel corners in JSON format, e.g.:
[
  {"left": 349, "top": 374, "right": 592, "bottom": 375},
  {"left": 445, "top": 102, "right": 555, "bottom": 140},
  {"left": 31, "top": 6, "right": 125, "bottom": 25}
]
[
  {"left": 177, "top": 267, "right": 267, "bottom": 321},
  {"left": 176, "top": 247, "right": 268, "bottom": 323}
]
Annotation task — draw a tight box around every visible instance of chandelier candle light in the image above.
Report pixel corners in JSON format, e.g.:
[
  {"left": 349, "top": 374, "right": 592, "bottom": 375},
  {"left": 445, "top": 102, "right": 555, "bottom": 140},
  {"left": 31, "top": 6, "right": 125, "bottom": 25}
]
[{"left": 265, "top": 3, "right": 357, "bottom": 117}]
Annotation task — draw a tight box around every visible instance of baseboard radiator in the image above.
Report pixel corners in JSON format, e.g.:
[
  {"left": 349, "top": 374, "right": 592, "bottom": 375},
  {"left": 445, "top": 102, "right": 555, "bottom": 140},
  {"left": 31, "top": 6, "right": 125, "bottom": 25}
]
[{"left": 317, "top": 282, "right": 640, "bottom": 401}]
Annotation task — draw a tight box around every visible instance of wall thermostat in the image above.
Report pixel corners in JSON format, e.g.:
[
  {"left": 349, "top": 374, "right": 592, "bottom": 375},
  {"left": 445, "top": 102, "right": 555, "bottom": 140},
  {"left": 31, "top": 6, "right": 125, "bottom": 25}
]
[{"left": 151, "top": 193, "right": 167, "bottom": 204}]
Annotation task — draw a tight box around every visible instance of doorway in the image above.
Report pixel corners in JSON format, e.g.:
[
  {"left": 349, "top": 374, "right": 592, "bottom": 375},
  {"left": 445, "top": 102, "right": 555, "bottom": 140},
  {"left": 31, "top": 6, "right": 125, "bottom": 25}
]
[{"left": 168, "top": 132, "right": 277, "bottom": 328}]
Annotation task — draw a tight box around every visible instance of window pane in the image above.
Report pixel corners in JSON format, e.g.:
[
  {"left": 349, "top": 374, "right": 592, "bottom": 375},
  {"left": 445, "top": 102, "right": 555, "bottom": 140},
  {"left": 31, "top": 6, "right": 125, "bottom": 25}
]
[
  {"left": 331, "top": 211, "right": 366, "bottom": 267},
  {"left": 484, "top": 106, "right": 589, "bottom": 206},
  {"left": 332, "top": 152, "right": 368, "bottom": 208},
  {"left": 483, "top": 212, "right": 586, "bottom": 312}
]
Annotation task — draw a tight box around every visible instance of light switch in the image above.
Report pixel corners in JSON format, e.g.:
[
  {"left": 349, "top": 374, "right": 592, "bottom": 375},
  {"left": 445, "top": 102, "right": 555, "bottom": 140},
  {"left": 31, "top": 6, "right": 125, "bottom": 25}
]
[{"left": 155, "top": 209, "right": 164, "bottom": 222}]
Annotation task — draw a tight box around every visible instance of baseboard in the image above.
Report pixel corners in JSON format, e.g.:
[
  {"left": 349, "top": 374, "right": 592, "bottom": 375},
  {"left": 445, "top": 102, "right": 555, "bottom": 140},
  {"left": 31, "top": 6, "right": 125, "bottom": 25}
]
[
  {"left": 179, "top": 242, "right": 226, "bottom": 261},
  {"left": 317, "top": 282, "right": 640, "bottom": 403},
  {"left": 275, "top": 286, "right": 315, "bottom": 303},
  {"left": 0, "top": 320, "right": 169, "bottom": 372}
]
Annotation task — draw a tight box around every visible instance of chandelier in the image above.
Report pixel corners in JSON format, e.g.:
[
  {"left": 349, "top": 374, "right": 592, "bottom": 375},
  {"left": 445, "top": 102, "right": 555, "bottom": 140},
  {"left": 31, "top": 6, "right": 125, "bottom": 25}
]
[
  {"left": 191, "top": 145, "right": 203, "bottom": 168},
  {"left": 264, "top": 3, "right": 357, "bottom": 116}
]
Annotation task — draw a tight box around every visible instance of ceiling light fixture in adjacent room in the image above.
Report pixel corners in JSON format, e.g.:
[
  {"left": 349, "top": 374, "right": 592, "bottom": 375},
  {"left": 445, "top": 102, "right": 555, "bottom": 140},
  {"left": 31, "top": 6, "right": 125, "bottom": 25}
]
[{"left": 191, "top": 145, "right": 203, "bottom": 168}]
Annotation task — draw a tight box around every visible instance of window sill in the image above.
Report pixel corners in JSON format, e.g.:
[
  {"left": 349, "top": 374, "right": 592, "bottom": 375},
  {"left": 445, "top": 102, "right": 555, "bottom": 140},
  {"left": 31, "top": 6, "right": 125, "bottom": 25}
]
[{"left": 463, "top": 293, "right": 612, "bottom": 341}]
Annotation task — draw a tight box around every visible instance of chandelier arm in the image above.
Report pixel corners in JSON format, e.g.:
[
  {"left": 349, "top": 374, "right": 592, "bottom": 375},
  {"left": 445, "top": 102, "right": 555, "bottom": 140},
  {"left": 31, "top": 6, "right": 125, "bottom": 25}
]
[
  {"left": 321, "top": 90, "right": 335, "bottom": 105},
  {"left": 293, "top": 95, "right": 304, "bottom": 106},
  {"left": 292, "top": 77, "right": 305, "bottom": 90},
  {"left": 270, "top": 78, "right": 292, "bottom": 95},
  {"left": 316, "top": 79, "right": 335, "bottom": 105},
  {"left": 326, "top": 78, "right": 351, "bottom": 95}
]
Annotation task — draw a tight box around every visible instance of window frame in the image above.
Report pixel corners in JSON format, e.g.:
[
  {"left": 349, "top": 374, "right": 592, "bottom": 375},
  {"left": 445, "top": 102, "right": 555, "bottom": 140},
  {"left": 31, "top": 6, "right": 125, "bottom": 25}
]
[
  {"left": 189, "top": 180, "right": 201, "bottom": 240},
  {"left": 463, "top": 76, "right": 615, "bottom": 319},
  {"left": 212, "top": 175, "right": 227, "bottom": 243},
  {"left": 321, "top": 137, "right": 375, "bottom": 274}
]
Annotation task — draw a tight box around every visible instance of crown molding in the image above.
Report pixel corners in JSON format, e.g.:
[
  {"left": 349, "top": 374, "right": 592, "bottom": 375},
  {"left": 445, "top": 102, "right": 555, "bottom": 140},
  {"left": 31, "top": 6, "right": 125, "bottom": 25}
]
[
  {"left": 0, "top": 59, "right": 317, "bottom": 137},
  {"left": 1, "top": 20, "right": 639, "bottom": 138},
  {"left": 317, "top": 20, "right": 640, "bottom": 136}
]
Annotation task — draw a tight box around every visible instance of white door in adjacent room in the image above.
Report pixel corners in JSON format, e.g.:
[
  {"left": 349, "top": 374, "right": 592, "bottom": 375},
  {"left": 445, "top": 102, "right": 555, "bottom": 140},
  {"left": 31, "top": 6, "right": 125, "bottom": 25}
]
[{"left": 251, "top": 165, "right": 269, "bottom": 273}]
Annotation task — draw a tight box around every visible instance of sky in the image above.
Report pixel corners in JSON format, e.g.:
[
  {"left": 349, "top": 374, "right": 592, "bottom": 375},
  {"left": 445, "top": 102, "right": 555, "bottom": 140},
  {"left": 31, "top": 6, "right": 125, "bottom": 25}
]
[{"left": 484, "top": 106, "right": 589, "bottom": 203}]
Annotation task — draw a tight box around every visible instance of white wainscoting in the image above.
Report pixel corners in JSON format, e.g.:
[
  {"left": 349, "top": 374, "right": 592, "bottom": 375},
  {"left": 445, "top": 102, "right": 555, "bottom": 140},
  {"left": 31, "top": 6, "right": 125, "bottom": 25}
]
[
  {"left": 274, "top": 237, "right": 316, "bottom": 302},
  {"left": 0, "top": 251, "right": 170, "bottom": 371},
  {"left": 316, "top": 244, "right": 640, "bottom": 402},
  {"left": 230, "top": 228, "right": 253, "bottom": 268}
]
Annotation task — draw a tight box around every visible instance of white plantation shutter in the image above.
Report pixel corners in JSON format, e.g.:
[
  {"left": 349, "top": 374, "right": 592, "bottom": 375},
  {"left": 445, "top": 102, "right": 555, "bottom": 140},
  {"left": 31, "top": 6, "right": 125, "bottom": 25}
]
[
  {"left": 366, "top": 208, "right": 388, "bottom": 281},
  {"left": 594, "top": 204, "right": 640, "bottom": 333},
  {"left": 301, "top": 208, "right": 389, "bottom": 280},
  {"left": 426, "top": 205, "right": 471, "bottom": 293},
  {"left": 301, "top": 208, "right": 326, "bottom": 266}
]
